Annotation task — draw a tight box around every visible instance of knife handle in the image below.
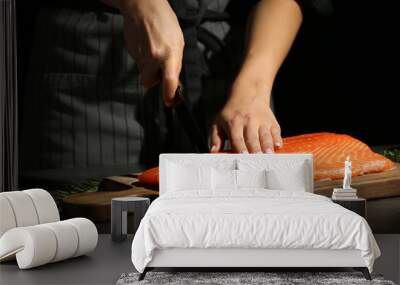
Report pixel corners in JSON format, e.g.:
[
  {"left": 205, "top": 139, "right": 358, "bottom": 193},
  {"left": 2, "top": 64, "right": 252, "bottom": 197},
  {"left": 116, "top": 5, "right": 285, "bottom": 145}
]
[{"left": 170, "top": 83, "right": 184, "bottom": 108}]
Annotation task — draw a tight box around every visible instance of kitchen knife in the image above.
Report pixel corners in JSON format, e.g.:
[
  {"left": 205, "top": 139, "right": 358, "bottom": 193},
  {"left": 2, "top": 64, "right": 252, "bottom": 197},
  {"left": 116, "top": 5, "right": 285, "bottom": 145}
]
[{"left": 171, "top": 85, "right": 210, "bottom": 153}]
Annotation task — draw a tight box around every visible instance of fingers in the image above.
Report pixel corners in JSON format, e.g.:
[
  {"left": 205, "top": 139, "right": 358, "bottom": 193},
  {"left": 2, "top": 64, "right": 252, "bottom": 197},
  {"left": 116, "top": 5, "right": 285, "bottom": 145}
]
[
  {"left": 121, "top": 0, "right": 185, "bottom": 103},
  {"left": 259, "top": 125, "right": 274, "bottom": 153},
  {"left": 139, "top": 61, "right": 161, "bottom": 88},
  {"left": 214, "top": 110, "right": 283, "bottom": 154},
  {"left": 270, "top": 125, "right": 283, "bottom": 148},
  {"left": 226, "top": 115, "right": 248, "bottom": 153},
  {"left": 210, "top": 124, "right": 224, "bottom": 153},
  {"left": 161, "top": 54, "right": 182, "bottom": 107},
  {"left": 244, "top": 120, "right": 262, "bottom": 153}
]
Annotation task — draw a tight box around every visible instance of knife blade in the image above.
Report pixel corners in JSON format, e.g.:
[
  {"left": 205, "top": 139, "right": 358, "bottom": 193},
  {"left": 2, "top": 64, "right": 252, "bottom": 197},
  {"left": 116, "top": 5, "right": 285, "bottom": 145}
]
[{"left": 171, "top": 84, "right": 210, "bottom": 153}]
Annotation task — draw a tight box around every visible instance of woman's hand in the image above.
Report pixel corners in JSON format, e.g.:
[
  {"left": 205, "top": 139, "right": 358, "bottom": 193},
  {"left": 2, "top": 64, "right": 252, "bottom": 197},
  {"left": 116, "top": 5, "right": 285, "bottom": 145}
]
[
  {"left": 210, "top": 74, "right": 282, "bottom": 154},
  {"left": 117, "top": 0, "right": 184, "bottom": 106},
  {"left": 210, "top": 0, "right": 302, "bottom": 154}
]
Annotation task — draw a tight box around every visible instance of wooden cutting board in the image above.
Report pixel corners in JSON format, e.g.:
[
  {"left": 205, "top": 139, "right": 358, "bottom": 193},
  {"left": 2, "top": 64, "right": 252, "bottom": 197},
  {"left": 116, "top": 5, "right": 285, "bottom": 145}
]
[
  {"left": 63, "top": 164, "right": 400, "bottom": 223},
  {"left": 314, "top": 163, "right": 400, "bottom": 199},
  {"left": 62, "top": 177, "right": 158, "bottom": 222},
  {"left": 99, "top": 164, "right": 400, "bottom": 200}
]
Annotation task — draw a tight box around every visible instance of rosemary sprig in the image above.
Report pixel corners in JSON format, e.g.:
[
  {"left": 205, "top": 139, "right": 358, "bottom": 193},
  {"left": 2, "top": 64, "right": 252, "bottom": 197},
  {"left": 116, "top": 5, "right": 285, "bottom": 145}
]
[{"left": 383, "top": 148, "right": 400, "bottom": 163}]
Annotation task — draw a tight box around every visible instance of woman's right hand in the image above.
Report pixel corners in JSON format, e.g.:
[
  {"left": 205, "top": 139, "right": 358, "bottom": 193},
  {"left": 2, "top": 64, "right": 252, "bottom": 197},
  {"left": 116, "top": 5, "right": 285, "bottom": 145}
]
[{"left": 117, "top": 0, "right": 184, "bottom": 106}]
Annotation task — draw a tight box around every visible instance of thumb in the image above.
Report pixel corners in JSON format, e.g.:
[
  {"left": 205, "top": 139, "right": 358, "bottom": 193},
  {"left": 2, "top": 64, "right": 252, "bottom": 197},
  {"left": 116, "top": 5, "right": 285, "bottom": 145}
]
[
  {"left": 210, "top": 124, "right": 224, "bottom": 153},
  {"left": 162, "top": 55, "right": 182, "bottom": 107}
]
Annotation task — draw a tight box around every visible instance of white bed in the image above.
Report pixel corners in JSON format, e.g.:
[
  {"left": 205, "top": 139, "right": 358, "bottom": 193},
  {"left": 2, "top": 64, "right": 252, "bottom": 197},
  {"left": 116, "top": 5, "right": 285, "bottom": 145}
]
[{"left": 131, "top": 154, "right": 380, "bottom": 280}]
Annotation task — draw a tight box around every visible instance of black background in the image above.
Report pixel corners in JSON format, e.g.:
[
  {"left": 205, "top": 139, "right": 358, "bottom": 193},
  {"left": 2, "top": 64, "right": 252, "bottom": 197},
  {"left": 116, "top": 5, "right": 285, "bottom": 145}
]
[
  {"left": 16, "top": 1, "right": 399, "bottom": 147},
  {"left": 274, "top": 0, "right": 398, "bottom": 145}
]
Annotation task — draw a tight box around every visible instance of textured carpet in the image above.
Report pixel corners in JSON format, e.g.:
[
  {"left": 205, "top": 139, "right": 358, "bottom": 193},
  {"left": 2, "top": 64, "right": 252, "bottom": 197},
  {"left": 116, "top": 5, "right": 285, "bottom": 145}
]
[{"left": 116, "top": 272, "right": 396, "bottom": 285}]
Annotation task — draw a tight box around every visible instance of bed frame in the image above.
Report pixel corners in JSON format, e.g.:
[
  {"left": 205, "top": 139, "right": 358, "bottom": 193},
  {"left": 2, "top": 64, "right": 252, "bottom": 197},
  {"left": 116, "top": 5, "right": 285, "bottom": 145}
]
[
  {"left": 138, "top": 154, "right": 372, "bottom": 281},
  {"left": 139, "top": 248, "right": 371, "bottom": 280}
]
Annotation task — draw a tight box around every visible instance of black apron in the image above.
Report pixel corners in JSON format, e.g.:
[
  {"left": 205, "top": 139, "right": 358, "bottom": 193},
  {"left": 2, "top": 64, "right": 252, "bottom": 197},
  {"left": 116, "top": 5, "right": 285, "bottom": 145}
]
[
  {"left": 19, "top": 0, "right": 234, "bottom": 186},
  {"left": 19, "top": 0, "right": 331, "bottom": 186}
]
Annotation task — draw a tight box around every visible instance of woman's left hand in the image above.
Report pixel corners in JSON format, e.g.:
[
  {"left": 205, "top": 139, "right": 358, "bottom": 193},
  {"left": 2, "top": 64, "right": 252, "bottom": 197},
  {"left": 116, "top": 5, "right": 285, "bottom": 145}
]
[
  {"left": 209, "top": 0, "right": 303, "bottom": 154},
  {"left": 210, "top": 74, "right": 282, "bottom": 154}
]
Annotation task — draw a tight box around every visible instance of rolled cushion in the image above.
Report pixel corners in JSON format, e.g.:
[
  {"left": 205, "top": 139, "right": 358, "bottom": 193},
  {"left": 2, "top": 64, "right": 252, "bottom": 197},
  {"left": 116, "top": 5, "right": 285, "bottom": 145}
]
[
  {"left": 42, "top": 221, "right": 79, "bottom": 262},
  {"left": 0, "top": 196, "right": 17, "bottom": 237},
  {"left": 0, "top": 218, "right": 98, "bottom": 269},
  {"left": 0, "top": 189, "right": 60, "bottom": 239},
  {"left": 0, "top": 191, "right": 39, "bottom": 227},
  {"left": 65, "top": 218, "right": 98, "bottom": 257},
  {"left": 23, "top": 189, "right": 59, "bottom": 224},
  {"left": 0, "top": 226, "right": 57, "bottom": 268}
]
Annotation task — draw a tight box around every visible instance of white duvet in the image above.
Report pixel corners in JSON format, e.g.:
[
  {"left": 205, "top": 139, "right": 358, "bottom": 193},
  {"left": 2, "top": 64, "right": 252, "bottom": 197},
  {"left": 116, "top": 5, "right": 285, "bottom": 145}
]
[{"left": 131, "top": 190, "right": 380, "bottom": 273}]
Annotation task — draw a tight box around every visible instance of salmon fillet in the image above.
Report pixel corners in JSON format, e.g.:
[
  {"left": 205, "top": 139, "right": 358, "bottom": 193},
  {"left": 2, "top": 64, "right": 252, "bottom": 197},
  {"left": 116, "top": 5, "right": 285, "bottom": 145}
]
[
  {"left": 137, "top": 166, "right": 159, "bottom": 185},
  {"left": 137, "top": 133, "right": 396, "bottom": 184},
  {"left": 275, "top": 132, "right": 396, "bottom": 181}
]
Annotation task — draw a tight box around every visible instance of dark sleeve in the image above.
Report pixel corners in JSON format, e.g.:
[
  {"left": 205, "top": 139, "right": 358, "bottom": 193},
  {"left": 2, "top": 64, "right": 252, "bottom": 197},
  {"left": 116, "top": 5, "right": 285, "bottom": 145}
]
[{"left": 295, "top": 0, "right": 333, "bottom": 16}]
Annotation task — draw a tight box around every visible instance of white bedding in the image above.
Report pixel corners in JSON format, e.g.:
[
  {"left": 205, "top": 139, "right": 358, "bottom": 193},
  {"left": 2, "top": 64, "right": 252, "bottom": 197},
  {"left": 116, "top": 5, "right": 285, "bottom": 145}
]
[{"left": 131, "top": 190, "right": 380, "bottom": 273}]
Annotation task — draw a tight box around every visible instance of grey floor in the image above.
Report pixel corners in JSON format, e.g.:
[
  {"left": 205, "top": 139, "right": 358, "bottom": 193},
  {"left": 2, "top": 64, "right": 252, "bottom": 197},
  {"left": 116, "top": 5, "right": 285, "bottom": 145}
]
[
  {"left": 0, "top": 235, "right": 134, "bottom": 285},
  {"left": 0, "top": 235, "right": 399, "bottom": 285}
]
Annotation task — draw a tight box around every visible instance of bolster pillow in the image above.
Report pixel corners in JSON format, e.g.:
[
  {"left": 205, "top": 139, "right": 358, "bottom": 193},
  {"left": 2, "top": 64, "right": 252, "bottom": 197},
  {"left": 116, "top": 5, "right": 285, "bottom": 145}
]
[
  {"left": 0, "top": 189, "right": 60, "bottom": 237},
  {"left": 0, "top": 218, "right": 98, "bottom": 269}
]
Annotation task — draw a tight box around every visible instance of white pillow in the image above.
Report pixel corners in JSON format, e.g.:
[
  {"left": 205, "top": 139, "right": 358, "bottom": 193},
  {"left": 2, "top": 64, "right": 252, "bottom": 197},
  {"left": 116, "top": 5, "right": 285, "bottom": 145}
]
[
  {"left": 167, "top": 162, "right": 212, "bottom": 191},
  {"left": 212, "top": 169, "right": 268, "bottom": 190},
  {"left": 236, "top": 169, "right": 268, "bottom": 188},
  {"left": 207, "top": 159, "right": 237, "bottom": 170},
  {"left": 266, "top": 165, "right": 307, "bottom": 191},
  {"left": 237, "top": 158, "right": 308, "bottom": 191},
  {"left": 212, "top": 169, "right": 237, "bottom": 190}
]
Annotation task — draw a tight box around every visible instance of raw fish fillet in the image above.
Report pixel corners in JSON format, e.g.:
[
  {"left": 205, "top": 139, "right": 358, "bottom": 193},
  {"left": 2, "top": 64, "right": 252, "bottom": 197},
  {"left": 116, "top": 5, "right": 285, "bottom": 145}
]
[
  {"left": 276, "top": 132, "right": 395, "bottom": 181},
  {"left": 137, "top": 133, "right": 395, "bottom": 184},
  {"left": 137, "top": 166, "right": 159, "bottom": 185}
]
